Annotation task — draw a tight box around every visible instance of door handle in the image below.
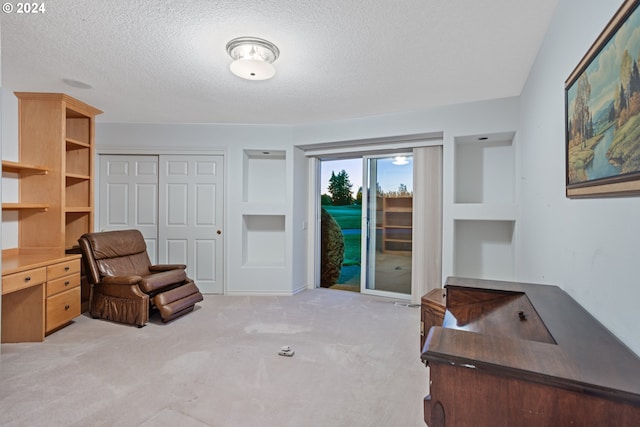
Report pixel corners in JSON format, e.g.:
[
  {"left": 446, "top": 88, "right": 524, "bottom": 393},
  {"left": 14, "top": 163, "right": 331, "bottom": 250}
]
[{"left": 217, "top": 230, "right": 222, "bottom": 235}]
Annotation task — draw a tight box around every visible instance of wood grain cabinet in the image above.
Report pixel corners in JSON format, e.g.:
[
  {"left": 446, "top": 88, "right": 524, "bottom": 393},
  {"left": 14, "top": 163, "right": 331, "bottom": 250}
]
[
  {"left": 46, "top": 259, "right": 81, "bottom": 333},
  {"left": 1, "top": 92, "right": 101, "bottom": 343},
  {"left": 2, "top": 254, "right": 81, "bottom": 342},
  {"left": 421, "top": 277, "right": 640, "bottom": 426},
  {"left": 1, "top": 266, "right": 46, "bottom": 343},
  {"left": 420, "top": 288, "right": 446, "bottom": 351},
  {"left": 11, "top": 92, "right": 102, "bottom": 251}
]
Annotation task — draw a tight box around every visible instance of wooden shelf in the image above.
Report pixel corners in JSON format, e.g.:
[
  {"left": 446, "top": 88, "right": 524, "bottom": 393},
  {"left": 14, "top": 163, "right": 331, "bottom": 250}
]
[
  {"left": 385, "top": 207, "right": 412, "bottom": 212},
  {"left": 2, "top": 93, "right": 101, "bottom": 340},
  {"left": 66, "top": 173, "right": 91, "bottom": 181},
  {"left": 2, "top": 203, "right": 49, "bottom": 210},
  {"left": 378, "top": 196, "right": 413, "bottom": 253},
  {"left": 65, "top": 207, "right": 92, "bottom": 213},
  {"left": 2, "top": 160, "right": 48, "bottom": 174},
  {"left": 65, "top": 138, "right": 90, "bottom": 150}
]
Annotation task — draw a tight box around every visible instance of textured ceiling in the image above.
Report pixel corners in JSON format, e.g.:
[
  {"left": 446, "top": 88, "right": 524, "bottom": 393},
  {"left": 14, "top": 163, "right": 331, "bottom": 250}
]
[{"left": 1, "top": 0, "right": 559, "bottom": 125}]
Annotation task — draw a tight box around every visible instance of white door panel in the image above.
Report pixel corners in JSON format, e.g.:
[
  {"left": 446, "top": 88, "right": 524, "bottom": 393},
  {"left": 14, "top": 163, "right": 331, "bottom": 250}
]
[
  {"left": 136, "top": 183, "right": 157, "bottom": 225},
  {"left": 167, "top": 184, "right": 188, "bottom": 225},
  {"left": 195, "top": 184, "right": 216, "bottom": 225},
  {"left": 166, "top": 239, "right": 187, "bottom": 264},
  {"left": 106, "top": 183, "right": 128, "bottom": 225},
  {"left": 159, "top": 155, "right": 224, "bottom": 294},
  {"left": 195, "top": 239, "right": 216, "bottom": 281},
  {"left": 100, "top": 154, "right": 224, "bottom": 294},
  {"left": 100, "top": 155, "right": 159, "bottom": 263}
]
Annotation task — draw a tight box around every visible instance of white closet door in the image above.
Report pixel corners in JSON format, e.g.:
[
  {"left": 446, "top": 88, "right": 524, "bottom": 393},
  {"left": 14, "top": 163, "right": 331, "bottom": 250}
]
[
  {"left": 99, "top": 155, "right": 159, "bottom": 263},
  {"left": 159, "top": 155, "right": 224, "bottom": 294}
]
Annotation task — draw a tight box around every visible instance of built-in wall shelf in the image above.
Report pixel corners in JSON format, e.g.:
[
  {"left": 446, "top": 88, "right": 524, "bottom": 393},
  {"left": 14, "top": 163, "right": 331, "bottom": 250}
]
[
  {"left": 243, "top": 150, "right": 286, "bottom": 204},
  {"left": 451, "top": 131, "right": 517, "bottom": 282},
  {"left": 454, "top": 219, "right": 515, "bottom": 281},
  {"left": 239, "top": 203, "right": 287, "bottom": 215},
  {"left": 451, "top": 203, "right": 517, "bottom": 221},
  {"left": 232, "top": 147, "right": 297, "bottom": 295},
  {"left": 454, "top": 132, "right": 515, "bottom": 205},
  {"left": 242, "top": 214, "right": 286, "bottom": 266},
  {"left": 2, "top": 160, "right": 48, "bottom": 174}
]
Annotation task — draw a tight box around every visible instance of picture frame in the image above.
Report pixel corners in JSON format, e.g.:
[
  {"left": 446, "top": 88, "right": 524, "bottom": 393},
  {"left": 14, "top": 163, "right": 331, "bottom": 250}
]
[{"left": 565, "top": 0, "right": 640, "bottom": 198}]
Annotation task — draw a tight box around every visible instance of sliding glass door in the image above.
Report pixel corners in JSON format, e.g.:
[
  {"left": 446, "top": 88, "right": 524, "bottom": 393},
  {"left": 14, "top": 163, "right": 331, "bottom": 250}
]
[{"left": 361, "top": 154, "right": 413, "bottom": 297}]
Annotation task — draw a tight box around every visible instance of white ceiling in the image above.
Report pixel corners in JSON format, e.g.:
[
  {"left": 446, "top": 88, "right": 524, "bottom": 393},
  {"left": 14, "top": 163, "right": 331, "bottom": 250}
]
[{"left": 1, "top": 0, "right": 559, "bottom": 125}]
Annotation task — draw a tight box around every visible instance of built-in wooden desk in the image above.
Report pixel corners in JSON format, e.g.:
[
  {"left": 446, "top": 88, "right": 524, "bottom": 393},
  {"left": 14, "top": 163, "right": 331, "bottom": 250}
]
[
  {"left": 2, "top": 251, "right": 81, "bottom": 343},
  {"left": 421, "top": 277, "right": 640, "bottom": 426}
]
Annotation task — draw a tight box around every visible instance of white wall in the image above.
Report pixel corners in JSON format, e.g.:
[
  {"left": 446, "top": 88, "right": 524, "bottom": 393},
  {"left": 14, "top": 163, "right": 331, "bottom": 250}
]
[
  {"left": 1, "top": 90, "right": 19, "bottom": 249},
  {"left": 91, "top": 99, "right": 520, "bottom": 298},
  {"left": 95, "top": 122, "right": 304, "bottom": 295},
  {"left": 518, "top": 0, "right": 640, "bottom": 355},
  {"left": 291, "top": 146, "right": 309, "bottom": 293},
  {"left": 294, "top": 97, "right": 521, "bottom": 287}
]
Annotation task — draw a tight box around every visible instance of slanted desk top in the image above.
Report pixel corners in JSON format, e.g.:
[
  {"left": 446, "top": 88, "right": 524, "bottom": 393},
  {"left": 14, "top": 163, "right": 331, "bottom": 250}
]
[{"left": 421, "top": 277, "right": 640, "bottom": 426}]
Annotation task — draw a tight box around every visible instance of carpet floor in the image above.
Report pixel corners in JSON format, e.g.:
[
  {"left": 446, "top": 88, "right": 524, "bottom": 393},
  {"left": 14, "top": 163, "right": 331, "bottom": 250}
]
[{"left": 0, "top": 288, "right": 426, "bottom": 426}]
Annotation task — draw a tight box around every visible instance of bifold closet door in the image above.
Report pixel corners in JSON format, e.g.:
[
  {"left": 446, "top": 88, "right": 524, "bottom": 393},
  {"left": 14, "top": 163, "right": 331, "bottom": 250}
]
[
  {"left": 158, "top": 155, "right": 224, "bottom": 294},
  {"left": 99, "top": 155, "right": 159, "bottom": 263}
]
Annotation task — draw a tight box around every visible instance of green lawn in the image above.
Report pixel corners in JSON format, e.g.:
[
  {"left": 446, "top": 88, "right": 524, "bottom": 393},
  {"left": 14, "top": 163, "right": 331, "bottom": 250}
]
[
  {"left": 323, "top": 205, "right": 362, "bottom": 267},
  {"left": 323, "top": 205, "right": 362, "bottom": 230},
  {"left": 342, "top": 233, "right": 361, "bottom": 266}
]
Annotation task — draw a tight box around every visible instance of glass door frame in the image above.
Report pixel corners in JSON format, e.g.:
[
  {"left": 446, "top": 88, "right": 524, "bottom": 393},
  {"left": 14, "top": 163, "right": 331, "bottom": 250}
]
[{"left": 360, "top": 153, "right": 413, "bottom": 299}]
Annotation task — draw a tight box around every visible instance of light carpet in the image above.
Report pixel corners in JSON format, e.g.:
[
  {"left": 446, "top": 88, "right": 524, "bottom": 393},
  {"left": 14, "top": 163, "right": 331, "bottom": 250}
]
[{"left": 0, "top": 288, "right": 427, "bottom": 426}]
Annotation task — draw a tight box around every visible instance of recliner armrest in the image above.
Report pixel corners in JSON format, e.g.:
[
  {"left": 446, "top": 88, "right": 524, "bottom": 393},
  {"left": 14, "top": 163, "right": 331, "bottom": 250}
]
[
  {"left": 102, "top": 275, "right": 143, "bottom": 286},
  {"left": 149, "top": 264, "right": 186, "bottom": 271}
]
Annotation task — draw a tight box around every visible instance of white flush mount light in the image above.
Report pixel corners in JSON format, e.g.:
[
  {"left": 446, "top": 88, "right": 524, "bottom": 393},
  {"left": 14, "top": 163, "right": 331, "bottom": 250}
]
[
  {"left": 226, "top": 37, "right": 280, "bottom": 81},
  {"left": 392, "top": 156, "right": 409, "bottom": 165}
]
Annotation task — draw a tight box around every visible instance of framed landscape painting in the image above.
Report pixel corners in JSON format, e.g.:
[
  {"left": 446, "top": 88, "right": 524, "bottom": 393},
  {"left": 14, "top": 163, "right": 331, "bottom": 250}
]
[{"left": 566, "top": 0, "right": 640, "bottom": 197}]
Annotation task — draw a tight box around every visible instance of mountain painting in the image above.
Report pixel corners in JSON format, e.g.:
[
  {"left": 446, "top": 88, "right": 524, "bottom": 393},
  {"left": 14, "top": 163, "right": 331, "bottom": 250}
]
[{"left": 566, "top": 1, "right": 640, "bottom": 190}]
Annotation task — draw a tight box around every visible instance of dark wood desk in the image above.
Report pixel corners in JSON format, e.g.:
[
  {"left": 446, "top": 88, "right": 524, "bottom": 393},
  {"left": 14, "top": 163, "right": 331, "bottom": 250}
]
[
  {"left": 421, "top": 277, "right": 640, "bottom": 427},
  {"left": 420, "top": 288, "right": 446, "bottom": 351}
]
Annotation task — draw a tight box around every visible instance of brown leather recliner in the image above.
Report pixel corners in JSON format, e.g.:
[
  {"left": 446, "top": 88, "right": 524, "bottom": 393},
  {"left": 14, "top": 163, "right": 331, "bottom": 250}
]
[{"left": 78, "top": 229, "right": 203, "bottom": 327}]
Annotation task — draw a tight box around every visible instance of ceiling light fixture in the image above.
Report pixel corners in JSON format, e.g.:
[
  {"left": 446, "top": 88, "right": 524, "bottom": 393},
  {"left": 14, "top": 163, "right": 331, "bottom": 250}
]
[
  {"left": 392, "top": 156, "right": 409, "bottom": 165},
  {"left": 226, "top": 37, "right": 280, "bottom": 81}
]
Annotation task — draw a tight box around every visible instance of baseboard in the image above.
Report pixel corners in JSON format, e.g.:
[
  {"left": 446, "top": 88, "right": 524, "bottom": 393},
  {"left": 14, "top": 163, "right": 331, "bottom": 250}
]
[
  {"left": 226, "top": 284, "right": 311, "bottom": 297},
  {"left": 225, "top": 285, "right": 312, "bottom": 297},
  {"left": 225, "top": 290, "right": 297, "bottom": 297}
]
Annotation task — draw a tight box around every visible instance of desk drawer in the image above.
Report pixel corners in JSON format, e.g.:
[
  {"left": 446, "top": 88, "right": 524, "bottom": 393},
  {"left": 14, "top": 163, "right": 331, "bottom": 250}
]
[
  {"left": 46, "top": 286, "right": 81, "bottom": 333},
  {"left": 2, "top": 267, "right": 47, "bottom": 295},
  {"left": 47, "top": 259, "right": 81, "bottom": 281},
  {"left": 47, "top": 273, "right": 80, "bottom": 297}
]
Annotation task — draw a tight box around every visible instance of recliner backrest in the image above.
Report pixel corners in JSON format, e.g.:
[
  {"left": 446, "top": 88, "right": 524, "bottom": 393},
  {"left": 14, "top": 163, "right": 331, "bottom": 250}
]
[{"left": 79, "top": 229, "right": 152, "bottom": 283}]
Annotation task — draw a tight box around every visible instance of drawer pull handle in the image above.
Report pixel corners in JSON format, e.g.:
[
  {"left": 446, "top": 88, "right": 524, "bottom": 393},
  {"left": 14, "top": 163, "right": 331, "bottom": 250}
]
[
  {"left": 64, "top": 281, "right": 70, "bottom": 286},
  {"left": 24, "top": 276, "right": 31, "bottom": 282},
  {"left": 64, "top": 266, "right": 70, "bottom": 271},
  {"left": 64, "top": 304, "right": 70, "bottom": 311}
]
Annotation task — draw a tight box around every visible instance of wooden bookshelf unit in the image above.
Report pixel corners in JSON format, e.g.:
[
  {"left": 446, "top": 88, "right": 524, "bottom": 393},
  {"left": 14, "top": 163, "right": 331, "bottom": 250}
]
[
  {"left": 1, "top": 92, "right": 102, "bottom": 342},
  {"left": 377, "top": 196, "right": 412, "bottom": 253}
]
